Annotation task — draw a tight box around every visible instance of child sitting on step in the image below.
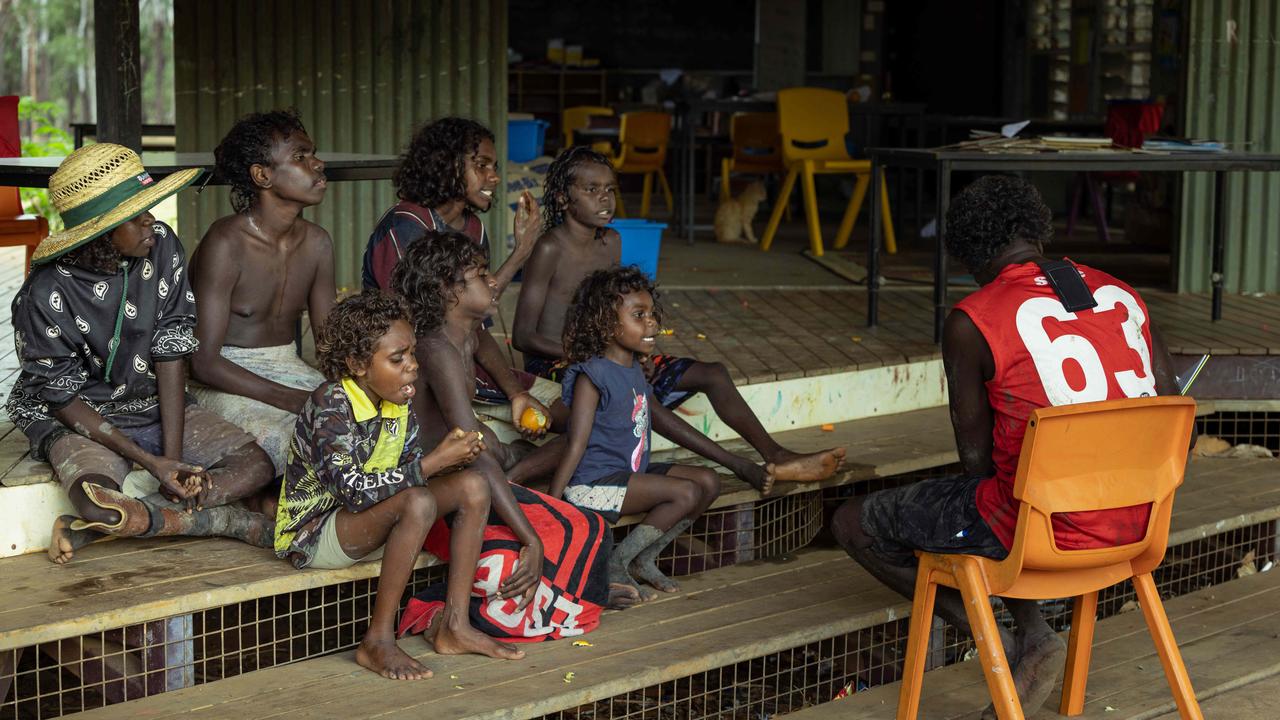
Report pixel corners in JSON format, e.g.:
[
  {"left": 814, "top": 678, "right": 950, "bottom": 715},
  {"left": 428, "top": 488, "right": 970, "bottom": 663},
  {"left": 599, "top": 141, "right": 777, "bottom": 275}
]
[
  {"left": 550, "top": 266, "right": 725, "bottom": 599},
  {"left": 275, "top": 290, "right": 526, "bottom": 682},
  {"left": 513, "top": 147, "right": 845, "bottom": 489}
]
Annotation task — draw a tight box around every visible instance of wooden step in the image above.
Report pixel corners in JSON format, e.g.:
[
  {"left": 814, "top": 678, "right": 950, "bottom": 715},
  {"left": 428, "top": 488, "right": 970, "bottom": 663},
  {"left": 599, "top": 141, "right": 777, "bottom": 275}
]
[
  {"left": 778, "top": 560, "right": 1280, "bottom": 720},
  {"left": 0, "top": 406, "right": 957, "bottom": 652},
  {"left": 52, "top": 455, "right": 1280, "bottom": 720}
]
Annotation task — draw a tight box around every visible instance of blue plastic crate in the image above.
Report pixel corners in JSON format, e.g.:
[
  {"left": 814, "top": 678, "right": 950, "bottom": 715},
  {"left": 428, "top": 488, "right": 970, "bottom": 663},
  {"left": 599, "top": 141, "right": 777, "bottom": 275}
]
[
  {"left": 507, "top": 118, "right": 549, "bottom": 162},
  {"left": 609, "top": 219, "right": 666, "bottom": 279}
]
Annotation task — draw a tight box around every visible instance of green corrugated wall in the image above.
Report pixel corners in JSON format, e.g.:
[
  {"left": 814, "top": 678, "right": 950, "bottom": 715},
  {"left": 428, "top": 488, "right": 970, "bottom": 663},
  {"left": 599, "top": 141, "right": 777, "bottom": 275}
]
[
  {"left": 172, "top": 0, "right": 509, "bottom": 291},
  {"left": 1181, "top": 0, "right": 1280, "bottom": 294}
]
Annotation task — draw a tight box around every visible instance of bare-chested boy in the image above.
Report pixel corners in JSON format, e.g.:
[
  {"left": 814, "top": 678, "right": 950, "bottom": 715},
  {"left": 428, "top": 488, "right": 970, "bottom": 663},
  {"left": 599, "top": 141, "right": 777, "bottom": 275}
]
[
  {"left": 190, "top": 110, "right": 333, "bottom": 476},
  {"left": 513, "top": 148, "right": 845, "bottom": 487},
  {"left": 362, "top": 117, "right": 553, "bottom": 434}
]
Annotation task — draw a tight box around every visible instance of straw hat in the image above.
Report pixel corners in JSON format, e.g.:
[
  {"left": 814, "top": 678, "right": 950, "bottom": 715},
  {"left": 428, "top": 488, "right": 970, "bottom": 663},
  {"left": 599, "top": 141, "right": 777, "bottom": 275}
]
[{"left": 32, "top": 143, "right": 201, "bottom": 265}]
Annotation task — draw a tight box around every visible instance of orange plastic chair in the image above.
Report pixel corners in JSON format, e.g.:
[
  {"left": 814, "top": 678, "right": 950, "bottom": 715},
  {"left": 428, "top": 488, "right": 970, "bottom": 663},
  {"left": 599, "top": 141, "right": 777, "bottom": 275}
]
[
  {"left": 606, "top": 111, "right": 673, "bottom": 219},
  {"left": 719, "top": 112, "right": 790, "bottom": 223},
  {"left": 897, "top": 396, "right": 1202, "bottom": 720},
  {"left": 760, "top": 87, "right": 897, "bottom": 257},
  {"left": 561, "top": 105, "right": 615, "bottom": 155},
  {"left": 0, "top": 96, "right": 47, "bottom": 276},
  {"left": 0, "top": 188, "right": 46, "bottom": 275}
]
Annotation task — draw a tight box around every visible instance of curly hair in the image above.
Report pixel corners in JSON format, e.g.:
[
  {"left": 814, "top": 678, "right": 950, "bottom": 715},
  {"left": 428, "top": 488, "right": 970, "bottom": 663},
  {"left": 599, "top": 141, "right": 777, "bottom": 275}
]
[
  {"left": 944, "top": 175, "right": 1053, "bottom": 272},
  {"left": 63, "top": 234, "right": 123, "bottom": 274},
  {"left": 394, "top": 117, "right": 495, "bottom": 209},
  {"left": 214, "top": 109, "right": 308, "bottom": 213},
  {"left": 542, "top": 146, "right": 616, "bottom": 231},
  {"left": 563, "top": 266, "right": 662, "bottom": 363},
  {"left": 315, "top": 290, "right": 413, "bottom": 381},
  {"left": 390, "top": 230, "right": 487, "bottom": 335}
]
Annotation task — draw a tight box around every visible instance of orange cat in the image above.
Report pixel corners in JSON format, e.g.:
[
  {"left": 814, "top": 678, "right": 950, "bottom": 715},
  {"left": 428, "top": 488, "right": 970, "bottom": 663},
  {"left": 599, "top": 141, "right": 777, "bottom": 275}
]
[{"left": 714, "top": 181, "right": 767, "bottom": 244}]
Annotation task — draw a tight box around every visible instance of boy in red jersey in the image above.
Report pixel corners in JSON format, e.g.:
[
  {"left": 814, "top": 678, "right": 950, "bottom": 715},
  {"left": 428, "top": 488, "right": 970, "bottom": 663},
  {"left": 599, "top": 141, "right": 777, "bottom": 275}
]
[{"left": 831, "top": 176, "right": 1188, "bottom": 718}]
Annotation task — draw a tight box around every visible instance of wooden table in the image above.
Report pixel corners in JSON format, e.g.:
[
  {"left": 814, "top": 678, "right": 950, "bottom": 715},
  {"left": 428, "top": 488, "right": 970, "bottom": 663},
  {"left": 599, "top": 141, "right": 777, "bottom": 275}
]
[
  {"left": 866, "top": 147, "right": 1280, "bottom": 343},
  {"left": 0, "top": 151, "right": 400, "bottom": 188}
]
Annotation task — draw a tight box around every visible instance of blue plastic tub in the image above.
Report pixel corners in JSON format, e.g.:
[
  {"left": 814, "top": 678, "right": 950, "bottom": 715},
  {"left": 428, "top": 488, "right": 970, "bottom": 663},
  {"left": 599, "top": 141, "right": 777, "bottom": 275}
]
[
  {"left": 609, "top": 219, "right": 666, "bottom": 279},
  {"left": 507, "top": 118, "right": 549, "bottom": 162}
]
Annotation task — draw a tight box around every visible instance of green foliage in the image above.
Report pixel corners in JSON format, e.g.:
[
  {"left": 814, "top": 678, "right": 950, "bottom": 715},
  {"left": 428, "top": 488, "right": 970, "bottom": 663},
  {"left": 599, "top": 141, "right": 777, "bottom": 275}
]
[{"left": 17, "top": 97, "right": 73, "bottom": 232}]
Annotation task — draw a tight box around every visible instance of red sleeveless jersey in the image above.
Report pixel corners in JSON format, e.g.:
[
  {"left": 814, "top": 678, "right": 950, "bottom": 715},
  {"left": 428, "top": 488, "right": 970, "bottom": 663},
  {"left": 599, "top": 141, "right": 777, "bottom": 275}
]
[{"left": 954, "top": 261, "right": 1157, "bottom": 550}]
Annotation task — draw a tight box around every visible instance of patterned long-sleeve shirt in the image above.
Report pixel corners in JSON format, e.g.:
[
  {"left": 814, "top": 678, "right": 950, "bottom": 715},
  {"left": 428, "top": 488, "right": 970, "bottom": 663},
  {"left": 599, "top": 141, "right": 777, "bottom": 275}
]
[
  {"left": 275, "top": 377, "right": 426, "bottom": 566},
  {"left": 5, "top": 222, "right": 199, "bottom": 459}
]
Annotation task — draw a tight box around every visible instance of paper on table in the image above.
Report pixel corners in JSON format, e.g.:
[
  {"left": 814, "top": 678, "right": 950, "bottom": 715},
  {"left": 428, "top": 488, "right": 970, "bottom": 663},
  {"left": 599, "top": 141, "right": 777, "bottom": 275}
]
[{"left": 1001, "top": 120, "right": 1030, "bottom": 138}]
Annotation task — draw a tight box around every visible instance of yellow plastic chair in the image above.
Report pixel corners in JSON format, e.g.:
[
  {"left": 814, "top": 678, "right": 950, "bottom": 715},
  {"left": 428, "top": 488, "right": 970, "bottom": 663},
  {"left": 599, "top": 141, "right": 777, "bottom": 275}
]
[
  {"left": 760, "top": 87, "right": 897, "bottom": 257},
  {"left": 561, "top": 105, "right": 615, "bottom": 155},
  {"left": 606, "top": 111, "right": 673, "bottom": 219},
  {"left": 897, "top": 396, "right": 1202, "bottom": 720}
]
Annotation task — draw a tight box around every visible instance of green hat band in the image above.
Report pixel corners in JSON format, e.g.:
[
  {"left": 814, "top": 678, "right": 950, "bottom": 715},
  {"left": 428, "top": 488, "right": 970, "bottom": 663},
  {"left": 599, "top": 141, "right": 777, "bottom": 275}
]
[{"left": 60, "top": 172, "right": 158, "bottom": 229}]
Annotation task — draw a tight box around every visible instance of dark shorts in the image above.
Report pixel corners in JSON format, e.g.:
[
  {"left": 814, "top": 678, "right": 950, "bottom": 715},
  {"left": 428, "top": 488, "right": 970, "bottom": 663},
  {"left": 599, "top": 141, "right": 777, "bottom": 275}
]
[
  {"left": 525, "top": 353, "right": 697, "bottom": 410},
  {"left": 474, "top": 365, "right": 542, "bottom": 405},
  {"left": 859, "top": 474, "right": 1008, "bottom": 567}
]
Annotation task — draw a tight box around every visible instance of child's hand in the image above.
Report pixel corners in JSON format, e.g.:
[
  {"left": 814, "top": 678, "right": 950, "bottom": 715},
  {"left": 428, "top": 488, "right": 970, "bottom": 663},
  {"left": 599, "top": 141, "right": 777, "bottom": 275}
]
[
  {"left": 512, "top": 190, "right": 541, "bottom": 257},
  {"left": 425, "top": 427, "right": 485, "bottom": 474},
  {"left": 499, "top": 540, "right": 544, "bottom": 611},
  {"left": 147, "top": 456, "right": 207, "bottom": 510},
  {"left": 639, "top": 354, "right": 657, "bottom": 383},
  {"left": 511, "top": 391, "right": 551, "bottom": 440}
]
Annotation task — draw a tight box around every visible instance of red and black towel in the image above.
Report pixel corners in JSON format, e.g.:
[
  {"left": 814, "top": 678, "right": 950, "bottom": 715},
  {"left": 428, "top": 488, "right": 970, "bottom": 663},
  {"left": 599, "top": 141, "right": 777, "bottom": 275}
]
[{"left": 397, "top": 484, "right": 612, "bottom": 642}]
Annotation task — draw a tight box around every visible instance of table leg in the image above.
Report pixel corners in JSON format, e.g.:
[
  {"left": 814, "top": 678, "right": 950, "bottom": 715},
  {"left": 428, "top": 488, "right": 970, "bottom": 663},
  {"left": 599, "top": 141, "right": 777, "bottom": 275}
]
[
  {"left": 868, "top": 160, "right": 882, "bottom": 327},
  {"left": 934, "top": 162, "right": 951, "bottom": 344},
  {"left": 1211, "top": 170, "right": 1226, "bottom": 321},
  {"left": 685, "top": 106, "right": 697, "bottom": 243}
]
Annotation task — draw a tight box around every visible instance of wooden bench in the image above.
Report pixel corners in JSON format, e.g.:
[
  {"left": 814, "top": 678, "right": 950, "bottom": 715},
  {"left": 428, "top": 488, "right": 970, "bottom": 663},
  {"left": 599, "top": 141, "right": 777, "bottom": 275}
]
[
  {"left": 0, "top": 406, "right": 959, "bottom": 652},
  {"left": 778, "top": 561, "right": 1280, "bottom": 719},
  {"left": 54, "top": 454, "right": 1279, "bottom": 720}
]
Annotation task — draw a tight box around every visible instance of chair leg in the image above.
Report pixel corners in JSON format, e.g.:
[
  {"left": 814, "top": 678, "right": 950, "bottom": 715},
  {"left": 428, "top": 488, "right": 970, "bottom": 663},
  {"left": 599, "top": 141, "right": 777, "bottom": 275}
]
[
  {"left": 1084, "top": 173, "right": 1111, "bottom": 244},
  {"left": 896, "top": 564, "right": 939, "bottom": 720},
  {"left": 760, "top": 166, "right": 799, "bottom": 251},
  {"left": 880, "top": 174, "right": 898, "bottom": 255},
  {"left": 658, "top": 170, "right": 674, "bottom": 213},
  {"left": 800, "top": 160, "right": 824, "bottom": 257},
  {"left": 833, "top": 172, "right": 871, "bottom": 250},
  {"left": 952, "top": 562, "right": 1023, "bottom": 720},
  {"left": 720, "top": 158, "right": 732, "bottom": 203},
  {"left": 614, "top": 187, "right": 627, "bottom": 218},
  {"left": 640, "top": 173, "right": 654, "bottom": 218},
  {"left": 1059, "top": 591, "right": 1098, "bottom": 716},
  {"left": 1133, "top": 573, "right": 1204, "bottom": 720},
  {"left": 1067, "top": 174, "right": 1083, "bottom": 238}
]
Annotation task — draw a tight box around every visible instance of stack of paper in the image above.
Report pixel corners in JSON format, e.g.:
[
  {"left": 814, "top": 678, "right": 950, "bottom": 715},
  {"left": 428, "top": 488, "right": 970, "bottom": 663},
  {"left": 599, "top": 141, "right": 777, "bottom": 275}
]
[{"left": 1039, "top": 136, "right": 1114, "bottom": 150}]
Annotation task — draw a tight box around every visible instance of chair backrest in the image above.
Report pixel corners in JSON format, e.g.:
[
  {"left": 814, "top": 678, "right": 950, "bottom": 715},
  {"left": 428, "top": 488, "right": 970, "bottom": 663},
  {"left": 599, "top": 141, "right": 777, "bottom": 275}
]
[
  {"left": 0, "top": 95, "right": 24, "bottom": 218},
  {"left": 1006, "top": 396, "right": 1196, "bottom": 575},
  {"left": 615, "top": 111, "right": 671, "bottom": 171},
  {"left": 730, "top": 112, "right": 783, "bottom": 173},
  {"left": 562, "top": 105, "right": 615, "bottom": 150},
  {"left": 776, "top": 87, "right": 851, "bottom": 164}
]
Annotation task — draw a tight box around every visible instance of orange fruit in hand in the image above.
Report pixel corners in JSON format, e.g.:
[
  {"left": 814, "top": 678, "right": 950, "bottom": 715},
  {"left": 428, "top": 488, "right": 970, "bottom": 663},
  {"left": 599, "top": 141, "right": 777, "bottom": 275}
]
[{"left": 519, "top": 406, "right": 548, "bottom": 431}]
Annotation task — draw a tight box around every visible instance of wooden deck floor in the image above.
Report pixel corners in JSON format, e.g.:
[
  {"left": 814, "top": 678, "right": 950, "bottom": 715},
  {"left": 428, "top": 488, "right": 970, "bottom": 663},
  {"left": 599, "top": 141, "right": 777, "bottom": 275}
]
[
  {"left": 783, "top": 566, "right": 1280, "bottom": 720},
  {"left": 54, "top": 454, "right": 1280, "bottom": 720}
]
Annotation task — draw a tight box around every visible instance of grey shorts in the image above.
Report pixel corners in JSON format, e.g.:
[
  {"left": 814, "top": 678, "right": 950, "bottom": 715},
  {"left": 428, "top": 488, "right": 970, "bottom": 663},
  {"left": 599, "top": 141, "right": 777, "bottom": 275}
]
[
  {"left": 859, "top": 474, "right": 1008, "bottom": 567},
  {"left": 304, "top": 509, "right": 386, "bottom": 570},
  {"left": 48, "top": 404, "right": 258, "bottom": 492}
]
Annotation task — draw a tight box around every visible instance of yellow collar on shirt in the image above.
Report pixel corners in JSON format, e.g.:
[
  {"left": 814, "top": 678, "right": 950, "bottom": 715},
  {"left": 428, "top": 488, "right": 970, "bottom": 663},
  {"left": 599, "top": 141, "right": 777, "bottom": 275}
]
[{"left": 341, "top": 377, "right": 410, "bottom": 423}]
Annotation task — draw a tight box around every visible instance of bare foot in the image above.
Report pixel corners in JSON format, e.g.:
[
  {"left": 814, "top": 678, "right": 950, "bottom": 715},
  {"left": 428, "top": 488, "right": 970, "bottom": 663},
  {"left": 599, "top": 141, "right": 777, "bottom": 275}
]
[
  {"left": 631, "top": 559, "right": 680, "bottom": 594},
  {"left": 980, "top": 632, "right": 1066, "bottom": 719},
  {"left": 355, "top": 634, "right": 432, "bottom": 680},
  {"left": 736, "top": 462, "right": 776, "bottom": 495},
  {"left": 607, "top": 582, "right": 642, "bottom": 610},
  {"left": 47, "top": 515, "right": 103, "bottom": 564},
  {"left": 433, "top": 620, "right": 526, "bottom": 660},
  {"left": 771, "top": 447, "right": 846, "bottom": 482}
]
